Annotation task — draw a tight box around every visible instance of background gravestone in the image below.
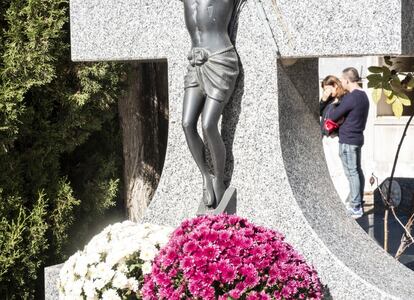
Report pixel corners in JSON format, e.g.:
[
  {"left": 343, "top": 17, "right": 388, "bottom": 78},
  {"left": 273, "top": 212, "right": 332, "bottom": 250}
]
[{"left": 44, "top": 0, "right": 414, "bottom": 299}]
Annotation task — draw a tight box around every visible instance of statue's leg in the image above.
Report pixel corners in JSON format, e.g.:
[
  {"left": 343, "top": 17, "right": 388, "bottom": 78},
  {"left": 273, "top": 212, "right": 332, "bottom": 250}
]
[
  {"left": 201, "top": 96, "right": 227, "bottom": 206},
  {"left": 182, "top": 86, "right": 215, "bottom": 206}
]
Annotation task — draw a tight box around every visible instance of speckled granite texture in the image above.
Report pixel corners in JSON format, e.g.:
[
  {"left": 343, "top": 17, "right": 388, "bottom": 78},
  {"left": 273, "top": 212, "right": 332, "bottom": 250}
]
[
  {"left": 44, "top": 264, "right": 62, "bottom": 300},
  {"left": 70, "top": 0, "right": 414, "bottom": 61},
  {"left": 65, "top": 0, "right": 414, "bottom": 299}
]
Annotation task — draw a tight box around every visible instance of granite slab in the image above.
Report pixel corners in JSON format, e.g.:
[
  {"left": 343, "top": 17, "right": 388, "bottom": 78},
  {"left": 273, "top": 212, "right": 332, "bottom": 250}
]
[{"left": 64, "top": 0, "right": 414, "bottom": 299}]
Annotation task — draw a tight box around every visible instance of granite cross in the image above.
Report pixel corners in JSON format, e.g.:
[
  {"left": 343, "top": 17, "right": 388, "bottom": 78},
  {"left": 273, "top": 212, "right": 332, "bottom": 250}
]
[{"left": 66, "top": 0, "right": 414, "bottom": 298}]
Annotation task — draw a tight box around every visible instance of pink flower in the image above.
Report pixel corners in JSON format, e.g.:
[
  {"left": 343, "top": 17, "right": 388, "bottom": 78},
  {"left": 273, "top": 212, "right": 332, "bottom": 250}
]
[
  {"left": 229, "top": 288, "right": 242, "bottom": 299},
  {"left": 247, "top": 293, "right": 260, "bottom": 300},
  {"left": 245, "top": 274, "right": 260, "bottom": 288},
  {"left": 205, "top": 230, "right": 219, "bottom": 242},
  {"left": 220, "top": 264, "right": 237, "bottom": 282},
  {"left": 142, "top": 214, "right": 322, "bottom": 299},
  {"left": 203, "top": 245, "right": 219, "bottom": 259},
  {"left": 240, "top": 264, "right": 256, "bottom": 278},
  {"left": 247, "top": 291, "right": 271, "bottom": 300},
  {"left": 199, "top": 286, "right": 215, "bottom": 299},
  {"left": 180, "top": 256, "right": 193, "bottom": 270},
  {"left": 234, "top": 281, "right": 248, "bottom": 293},
  {"left": 183, "top": 240, "right": 198, "bottom": 254}
]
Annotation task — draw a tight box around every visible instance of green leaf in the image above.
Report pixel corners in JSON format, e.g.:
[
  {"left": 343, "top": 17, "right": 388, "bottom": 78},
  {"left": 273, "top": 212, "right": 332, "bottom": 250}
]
[
  {"left": 401, "top": 98, "right": 412, "bottom": 106},
  {"left": 367, "top": 74, "right": 382, "bottom": 82},
  {"left": 382, "top": 82, "right": 393, "bottom": 98},
  {"left": 383, "top": 85, "right": 393, "bottom": 98},
  {"left": 367, "top": 74, "right": 382, "bottom": 87},
  {"left": 382, "top": 66, "right": 391, "bottom": 78},
  {"left": 392, "top": 100, "right": 404, "bottom": 117},
  {"left": 396, "top": 93, "right": 411, "bottom": 106},
  {"left": 368, "top": 66, "right": 384, "bottom": 73},
  {"left": 372, "top": 88, "right": 382, "bottom": 104},
  {"left": 397, "top": 92, "right": 410, "bottom": 100},
  {"left": 386, "top": 94, "right": 397, "bottom": 104},
  {"left": 368, "top": 81, "right": 381, "bottom": 89},
  {"left": 390, "top": 75, "right": 402, "bottom": 90}
]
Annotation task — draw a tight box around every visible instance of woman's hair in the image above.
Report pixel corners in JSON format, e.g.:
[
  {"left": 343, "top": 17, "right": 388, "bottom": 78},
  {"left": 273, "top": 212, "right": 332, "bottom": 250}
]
[{"left": 321, "top": 75, "right": 346, "bottom": 98}]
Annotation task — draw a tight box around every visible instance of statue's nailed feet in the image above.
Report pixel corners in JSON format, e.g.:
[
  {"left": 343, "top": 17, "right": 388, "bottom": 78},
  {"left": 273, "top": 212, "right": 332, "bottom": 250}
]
[
  {"left": 202, "top": 175, "right": 215, "bottom": 207},
  {"left": 212, "top": 177, "right": 226, "bottom": 208}
]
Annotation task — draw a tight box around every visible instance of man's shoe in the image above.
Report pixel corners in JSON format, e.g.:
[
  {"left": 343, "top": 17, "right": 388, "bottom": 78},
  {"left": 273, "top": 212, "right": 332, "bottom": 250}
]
[{"left": 347, "top": 207, "right": 363, "bottom": 219}]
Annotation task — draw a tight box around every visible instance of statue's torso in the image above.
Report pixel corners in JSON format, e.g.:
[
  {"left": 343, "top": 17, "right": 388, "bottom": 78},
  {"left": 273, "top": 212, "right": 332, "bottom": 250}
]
[{"left": 184, "top": 0, "right": 234, "bottom": 52}]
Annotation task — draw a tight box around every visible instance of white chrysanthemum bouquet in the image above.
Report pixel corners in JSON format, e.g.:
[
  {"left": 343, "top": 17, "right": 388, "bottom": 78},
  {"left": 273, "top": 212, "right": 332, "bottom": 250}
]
[{"left": 58, "top": 221, "right": 173, "bottom": 300}]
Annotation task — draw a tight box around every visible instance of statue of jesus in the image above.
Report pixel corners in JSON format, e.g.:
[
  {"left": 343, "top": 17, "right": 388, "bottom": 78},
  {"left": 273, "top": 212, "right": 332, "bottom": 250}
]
[{"left": 180, "top": 0, "right": 244, "bottom": 208}]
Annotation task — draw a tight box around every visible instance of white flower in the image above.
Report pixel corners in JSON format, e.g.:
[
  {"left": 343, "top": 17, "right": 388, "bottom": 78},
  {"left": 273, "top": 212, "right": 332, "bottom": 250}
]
[
  {"left": 102, "top": 289, "right": 121, "bottom": 300},
  {"left": 93, "top": 278, "right": 106, "bottom": 290},
  {"left": 112, "top": 272, "right": 129, "bottom": 289},
  {"left": 87, "top": 235, "right": 109, "bottom": 254},
  {"left": 116, "top": 262, "right": 128, "bottom": 273},
  {"left": 59, "top": 221, "right": 173, "bottom": 298},
  {"left": 83, "top": 280, "right": 97, "bottom": 299},
  {"left": 85, "top": 251, "right": 100, "bottom": 265},
  {"left": 61, "top": 292, "right": 83, "bottom": 300},
  {"left": 59, "top": 251, "right": 80, "bottom": 281},
  {"left": 139, "top": 244, "right": 158, "bottom": 261},
  {"left": 127, "top": 278, "right": 140, "bottom": 292},
  {"left": 66, "top": 279, "right": 84, "bottom": 296},
  {"left": 142, "top": 261, "right": 152, "bottom": 275},
  {"left": 106, "top": 248, "right": 133, "bottom": 267},
  {"left": 74, "top": 256, "right": 88, "bottom": 278},
  {"left": 95, "top": 262, "right": 115, "bottom": 284},
  {"left": 147, "top": 227, "right": 173, "bottom": 246},
  {"left": 86, "top": 265, "right": 98, "bottom": 280}
]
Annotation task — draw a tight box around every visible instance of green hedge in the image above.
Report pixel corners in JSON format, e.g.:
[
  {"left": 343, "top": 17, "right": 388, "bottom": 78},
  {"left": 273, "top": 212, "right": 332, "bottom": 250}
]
[{"left": 0, "top": 0, "right": 125, "bottom": 298}]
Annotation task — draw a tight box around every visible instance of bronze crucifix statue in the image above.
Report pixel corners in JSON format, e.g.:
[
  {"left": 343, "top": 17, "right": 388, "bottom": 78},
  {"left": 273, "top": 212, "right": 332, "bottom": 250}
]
[{"left": 180, "top": 0, "right": 244, "bottom": 209}]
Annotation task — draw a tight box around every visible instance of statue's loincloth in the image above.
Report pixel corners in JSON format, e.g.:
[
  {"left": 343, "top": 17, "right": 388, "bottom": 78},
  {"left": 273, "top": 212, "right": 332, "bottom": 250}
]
[{"left": 184, "top": 46, "right": 239, "bottom": 103}]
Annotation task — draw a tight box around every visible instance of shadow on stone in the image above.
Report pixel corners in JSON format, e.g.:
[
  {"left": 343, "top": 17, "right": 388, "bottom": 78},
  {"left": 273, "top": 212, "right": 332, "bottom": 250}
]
[
  {"left": 196, "top": 187, "right": 237, "bottom": 216},
  {"left": 222, "top": 62, "right": 245, "bottom": 187},
  {"left": 322, "top": 285, "right": 333, "bottom": 300}
]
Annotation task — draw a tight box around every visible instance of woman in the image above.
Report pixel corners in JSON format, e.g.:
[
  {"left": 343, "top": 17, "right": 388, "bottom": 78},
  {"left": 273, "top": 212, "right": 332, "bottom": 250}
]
[
  {"left": 320, "top": 75, "right": 346, "bottom": 137},
  {"left": 320, "top": 75, "right": 349, "bottom": 203}
]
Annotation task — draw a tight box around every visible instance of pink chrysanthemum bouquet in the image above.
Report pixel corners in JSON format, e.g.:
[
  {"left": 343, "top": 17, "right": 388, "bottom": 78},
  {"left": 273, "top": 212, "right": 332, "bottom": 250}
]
[{"left": 142, "top": 214, "right": 322, "bottom": 300}]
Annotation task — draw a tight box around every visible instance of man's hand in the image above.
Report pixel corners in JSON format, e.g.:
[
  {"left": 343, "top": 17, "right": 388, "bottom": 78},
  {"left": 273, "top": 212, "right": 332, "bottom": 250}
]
[{"left": 322, "top": 86, "right": 333, "bottom": 101}]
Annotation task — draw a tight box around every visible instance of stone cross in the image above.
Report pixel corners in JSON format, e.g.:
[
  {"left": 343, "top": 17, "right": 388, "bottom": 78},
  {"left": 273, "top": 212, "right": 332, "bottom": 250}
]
[{"left": 66, "top": 0, "right": 414, "bottom": 298}]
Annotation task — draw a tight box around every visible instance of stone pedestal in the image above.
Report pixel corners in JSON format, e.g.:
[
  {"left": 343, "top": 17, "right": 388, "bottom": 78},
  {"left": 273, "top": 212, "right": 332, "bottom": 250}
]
[{"left": 196, "top": 187, "right": 237, "bottom": 216}]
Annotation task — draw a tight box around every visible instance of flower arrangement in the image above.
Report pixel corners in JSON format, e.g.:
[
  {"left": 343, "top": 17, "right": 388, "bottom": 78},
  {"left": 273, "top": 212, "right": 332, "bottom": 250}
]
[
  {"left": 142, "top": 214, "right": 322, "bottom": 300},
  {"left": 58, "top": 221, "right": 173, "bottom": 300}
]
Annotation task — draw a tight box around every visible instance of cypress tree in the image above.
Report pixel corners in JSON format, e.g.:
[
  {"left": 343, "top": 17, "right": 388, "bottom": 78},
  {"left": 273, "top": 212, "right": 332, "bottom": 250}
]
[{"left": 0, "top": 0, "right": 125, "bottom": 298}]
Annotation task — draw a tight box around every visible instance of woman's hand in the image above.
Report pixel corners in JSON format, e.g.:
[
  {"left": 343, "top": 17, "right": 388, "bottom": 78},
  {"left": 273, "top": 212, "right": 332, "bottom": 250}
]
[{"left": 322, "top": 86, "right": 333, "bottom": 101}]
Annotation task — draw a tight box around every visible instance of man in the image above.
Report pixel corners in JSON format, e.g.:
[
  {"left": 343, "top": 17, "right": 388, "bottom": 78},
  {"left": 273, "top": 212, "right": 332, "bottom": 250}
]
[{"left": 330, "top": 67, "right": 369, "bottom": 218}]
